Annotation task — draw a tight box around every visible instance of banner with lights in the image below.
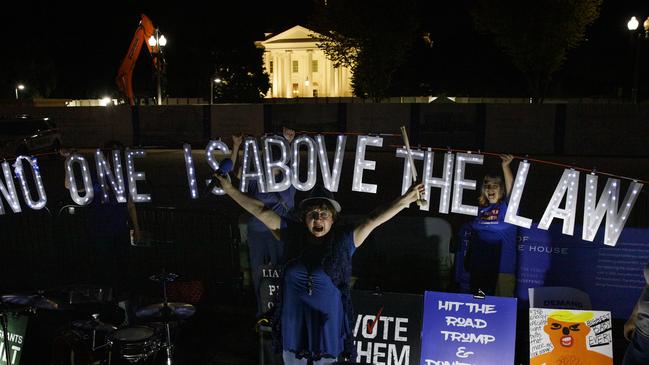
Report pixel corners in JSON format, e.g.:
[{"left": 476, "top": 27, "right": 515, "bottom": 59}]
[{"left": 0, "top": 134, "right": 644, "bottom": 246}]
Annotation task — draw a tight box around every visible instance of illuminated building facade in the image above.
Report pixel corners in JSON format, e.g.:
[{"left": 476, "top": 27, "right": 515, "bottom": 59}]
[{"left": 256, "top": 25, "right": 353, "bottom": 98}]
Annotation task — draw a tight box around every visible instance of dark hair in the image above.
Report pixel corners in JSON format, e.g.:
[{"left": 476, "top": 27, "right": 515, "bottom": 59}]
[
  {"left": 300, "top": 199, "right": 338, "bottom": 222},
  {"left": 478, "top": 174, "right": 506, "bottom": 206}
]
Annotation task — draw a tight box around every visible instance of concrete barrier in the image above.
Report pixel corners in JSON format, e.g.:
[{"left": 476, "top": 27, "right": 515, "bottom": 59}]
[
  {"left": 1, "top": 103, "right": 648, "bottom": 158},
  {"left": 565, "top": 104, "right": 649, "bottom": 156}
]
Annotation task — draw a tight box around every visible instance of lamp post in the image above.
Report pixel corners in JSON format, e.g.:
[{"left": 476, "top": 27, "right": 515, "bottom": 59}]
[
  {"left": 14, "top": 84, "right": 25, "bottom": 100},
  {"left": 210, "top": 77, "right": 222, "bottom": 105},
  {"left": 148, "top": 29, "right": 167, "bottom": 105},
  {"left": 627, "top": 16, "right": 649, "bottom": 104}
]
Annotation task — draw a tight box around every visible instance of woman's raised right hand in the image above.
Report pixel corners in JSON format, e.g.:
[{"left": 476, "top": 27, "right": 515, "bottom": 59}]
[{"left": 215, "top": 173, "right": 233, "bottom": 192}]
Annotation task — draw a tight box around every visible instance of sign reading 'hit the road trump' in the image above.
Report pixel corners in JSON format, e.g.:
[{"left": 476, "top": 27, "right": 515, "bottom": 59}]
[{"left": 420, "top": 291, "right": 517, "bottom": 365}]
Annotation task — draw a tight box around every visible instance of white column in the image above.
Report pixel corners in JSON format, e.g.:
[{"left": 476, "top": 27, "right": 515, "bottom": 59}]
[
  {"left": 343, "top": 67, "right": 351, "bottom": 96},
  {"left": 306, "top": 50, "right": 313, "bottom": 97},
  {"left": 272, "top": 52, "right": 282, "bottom": 98},
  {"left": 329, "top": 60, "right": 336, "bottom": 97},
  {"left": 334, "top": 66, "right": 340, "bottom": 97},
  {"left": 286, "top": 51, "right": 293, "bottom": 98},
  {"left": 322, "top": 57, "right": 329, "bottom": 96}
]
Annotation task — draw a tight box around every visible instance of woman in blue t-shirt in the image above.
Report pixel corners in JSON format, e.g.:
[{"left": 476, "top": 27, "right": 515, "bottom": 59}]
[
  {"left": 215, "top": 173, "right": 424, "bottom": 364},
  {"left": 466, "top": 154, "right": 517, "bottom": 297}
]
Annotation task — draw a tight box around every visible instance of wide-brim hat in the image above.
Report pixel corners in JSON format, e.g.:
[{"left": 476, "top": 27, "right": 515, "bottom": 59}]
[{"left": 299, "top": 185, "right": 341, "bottom": 213}]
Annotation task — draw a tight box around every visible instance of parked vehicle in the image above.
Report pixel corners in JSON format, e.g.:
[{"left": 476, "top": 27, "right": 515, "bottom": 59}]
[{"left": 0, "top": 115, "right": 62, "bottom": 158}]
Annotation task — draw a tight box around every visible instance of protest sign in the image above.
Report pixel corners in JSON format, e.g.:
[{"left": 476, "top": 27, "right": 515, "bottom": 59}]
[
  {"left": 420, "top": 291, "right": 517, "bottom": 365},
  {"left": 352, "top": 290, "right": 423, "bottom": 365},
  {"left": 529, "top": 308, "right": 612, "bottom": 365}
]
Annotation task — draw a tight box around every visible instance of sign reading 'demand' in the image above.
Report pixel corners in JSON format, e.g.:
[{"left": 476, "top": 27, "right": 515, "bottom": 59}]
[
  {"left": 0, "top": 135, "right": 643, "bottom": 245},
  {"left": 420, "top": 291, "right": 517, "bottom": 365}
]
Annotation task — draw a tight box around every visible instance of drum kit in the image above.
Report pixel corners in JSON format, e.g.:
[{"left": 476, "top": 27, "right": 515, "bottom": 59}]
[{"left": 0, "top": 270, "right": 195, "bottom": 365}]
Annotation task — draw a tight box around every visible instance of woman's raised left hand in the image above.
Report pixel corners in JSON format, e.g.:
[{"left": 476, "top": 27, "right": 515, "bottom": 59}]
[
  {"left": 403, "top": 183, "right": 425, "bottom": 205},
  {"left": 500, "top": 154, "right": 514, "bottom": 166}
]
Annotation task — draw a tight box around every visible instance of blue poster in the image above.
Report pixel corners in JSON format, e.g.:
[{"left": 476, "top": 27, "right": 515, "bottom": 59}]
[
  {"left": 516, "top": 225, "right": 649, "bottom": 318},
  {"left": 420, "top": 291, "right": 517, "bottom": 365},
  {"left": 453, "top": 224, "right": 649, "bottom": 318}
]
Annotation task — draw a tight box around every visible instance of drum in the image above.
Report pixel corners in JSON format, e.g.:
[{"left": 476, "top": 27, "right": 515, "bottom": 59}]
[
  {"left": 52, "top": 317, "right": 116, "bottom": 365},
  {"left": 51, "top": 327, "right": 96, "bottom": 365},
  {"left": 108, "top": 326, "right": 160, "bottom": 364}
]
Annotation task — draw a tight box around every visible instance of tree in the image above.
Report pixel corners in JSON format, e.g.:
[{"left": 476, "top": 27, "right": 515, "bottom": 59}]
[
  {"left": 310, "top": 0, "right": 420, "bottom": 101},
  {"left": 210, "top": 47, "right": 270, "bottom": 103},
  {"left": 470, "top": 0, "right": 602, "bottom": 102}
]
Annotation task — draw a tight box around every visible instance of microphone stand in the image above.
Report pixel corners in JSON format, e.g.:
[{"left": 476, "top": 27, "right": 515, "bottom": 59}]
[
  {"left": 154, "top": 268, "right": 176, "bottom": 365},
  {"left": 163, "top": 273, "right": 173, "bottom": 365}
]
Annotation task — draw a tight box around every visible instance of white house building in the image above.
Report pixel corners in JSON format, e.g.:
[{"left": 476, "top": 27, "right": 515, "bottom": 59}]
[{"left": 255, "top": 25, "right": 354, "bottom": 98}]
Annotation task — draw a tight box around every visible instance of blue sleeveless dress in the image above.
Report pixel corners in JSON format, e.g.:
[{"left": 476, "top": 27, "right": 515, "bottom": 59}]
[{"left": 274, "top": 219, "right": 356, "bottom": 361}]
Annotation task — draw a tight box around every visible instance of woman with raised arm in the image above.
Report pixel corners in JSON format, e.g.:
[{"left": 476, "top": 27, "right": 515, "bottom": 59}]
[
  {"left": 465, "top": 154, "right": 517, "bottom": 297},
  {"left": 214, "top": 172, "right": 424, "bottom": 365}
]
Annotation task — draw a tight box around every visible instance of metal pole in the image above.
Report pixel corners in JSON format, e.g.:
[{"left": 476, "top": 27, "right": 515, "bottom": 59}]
[
  {"left": 156, "top": 29, "right": 162, "bottom": 106},
  {"left": 157, "top": 67, "right": 162, "bottom": 106},
  {"left": 632, "top": 34, "right": 640, "bottom": 104},
  {"left": 210, "top": 79, "right": 213, "bottom": 105},
  {"left": 0, "top": 310, "right": 11, "bottom": 365},
  {"left": 14, "top": 88, "right": 18, "bottom": 100}
]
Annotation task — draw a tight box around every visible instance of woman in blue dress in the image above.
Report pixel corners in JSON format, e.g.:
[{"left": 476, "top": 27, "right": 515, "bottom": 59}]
[
  {"left": 465, "top": 154, "right": 517, "bottom": 297},
  {"left": 215, "top": 174, "right": 424, "bottom": 364}
]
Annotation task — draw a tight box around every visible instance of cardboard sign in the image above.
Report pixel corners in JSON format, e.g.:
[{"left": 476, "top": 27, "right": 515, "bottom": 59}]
[
  {"left": 258, "top": 264, "right": 282, "bottom": 313},
  {"left": 529, "top": 308, "right": 613, "bottom": 365},
  {"left": 420, "top": 291, "right": 517, "bottom": 365},
  {"left": 352, "top": 290, "right": 423, "bottom": 365},
  {"left": 529, "top": 286, "right": 592, "bottom": 310}
]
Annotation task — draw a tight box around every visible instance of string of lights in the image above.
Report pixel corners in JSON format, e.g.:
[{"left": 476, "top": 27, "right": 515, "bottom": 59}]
[{"left": 3, "top": 130, "right": 648, "bottom": 186}]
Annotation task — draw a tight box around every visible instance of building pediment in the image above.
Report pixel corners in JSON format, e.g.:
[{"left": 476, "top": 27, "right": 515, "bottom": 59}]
[{"left": 258, "top": 25, "right": 320, "bottom": 48}]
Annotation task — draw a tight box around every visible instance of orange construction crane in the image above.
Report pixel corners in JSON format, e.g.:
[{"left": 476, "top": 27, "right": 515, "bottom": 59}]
[{"left": 116, "top": 14, "right": 164, "bottom": 105}]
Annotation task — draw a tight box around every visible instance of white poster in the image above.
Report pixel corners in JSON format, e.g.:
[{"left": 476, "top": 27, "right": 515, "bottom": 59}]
[{"left": 529, "top": 308, "right": 612, "bottom": 365}]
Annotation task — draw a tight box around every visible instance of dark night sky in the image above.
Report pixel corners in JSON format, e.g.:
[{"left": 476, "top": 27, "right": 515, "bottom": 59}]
[{"left": 1, "top": 1, "right": 647, "bottom": 100}]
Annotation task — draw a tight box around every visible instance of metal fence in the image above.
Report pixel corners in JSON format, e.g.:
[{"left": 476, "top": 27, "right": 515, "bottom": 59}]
[{"left": 0, "top": 205, "right": 241, "bottom": 301}]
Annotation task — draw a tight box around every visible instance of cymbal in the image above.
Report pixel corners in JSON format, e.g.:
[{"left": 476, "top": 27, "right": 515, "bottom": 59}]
[
  {"left": 135, "top": 302, "right": 195, "bottom": 321},
  {"left": 71, "top": 319, "right": 117, "bottom": 333},
  {"left": 1, "top": 294, "right": 63, "bottom": 310}
]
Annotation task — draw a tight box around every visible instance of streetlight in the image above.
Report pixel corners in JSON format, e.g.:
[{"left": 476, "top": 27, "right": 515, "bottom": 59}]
[
  {"left": 627, "top": 16, "right": 649, "bottom": 103},
  {"left": 148, "top": 29, "right": 167, "bottom": 105},
  {"left": 14, "top": 84, "right": 25, "bottom": 100}
]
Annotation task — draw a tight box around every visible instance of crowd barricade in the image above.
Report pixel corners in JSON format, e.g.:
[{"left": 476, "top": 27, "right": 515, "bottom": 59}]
[
  {"left": 0, "top": 208, "right": 55, "bottom": 291},
  {"left": 0, "top": 205, "right": 241, "bottom": 301},
  {"left": 130, "top": 205, "right": 242, "bottom": 300}
]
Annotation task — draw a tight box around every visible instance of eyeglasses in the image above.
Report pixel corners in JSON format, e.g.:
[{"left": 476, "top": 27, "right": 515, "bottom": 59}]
[{"left": 306, "top": 210, "right": 332, "bottom": 220}]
